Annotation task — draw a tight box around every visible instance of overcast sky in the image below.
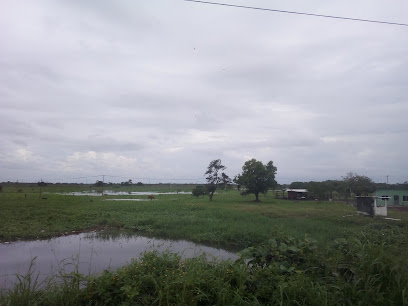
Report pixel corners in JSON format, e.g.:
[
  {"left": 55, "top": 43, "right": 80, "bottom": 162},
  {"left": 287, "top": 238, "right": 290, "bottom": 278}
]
[{"left": 1, "top": 0, "right": 407, "bottom": 184}]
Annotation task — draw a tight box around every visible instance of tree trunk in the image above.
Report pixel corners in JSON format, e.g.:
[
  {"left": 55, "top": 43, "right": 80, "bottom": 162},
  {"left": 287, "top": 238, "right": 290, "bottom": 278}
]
[
  {"left": 255, "top": 193, "right": 259, "bottom": 201},
  {"left": 209, "top": 192, "right": 214, "bottom": 201}
]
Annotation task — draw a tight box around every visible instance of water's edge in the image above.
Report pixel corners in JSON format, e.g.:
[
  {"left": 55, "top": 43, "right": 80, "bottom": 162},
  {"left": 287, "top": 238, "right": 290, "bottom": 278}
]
[{"left": 0, "top": 232, "right": 239, "bottom": 290}]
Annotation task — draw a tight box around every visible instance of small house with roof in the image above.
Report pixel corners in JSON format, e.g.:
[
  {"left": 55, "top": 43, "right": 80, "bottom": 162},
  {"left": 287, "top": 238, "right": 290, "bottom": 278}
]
[{"left": 286, "top": 189, "right": 308, "bottom": 200}]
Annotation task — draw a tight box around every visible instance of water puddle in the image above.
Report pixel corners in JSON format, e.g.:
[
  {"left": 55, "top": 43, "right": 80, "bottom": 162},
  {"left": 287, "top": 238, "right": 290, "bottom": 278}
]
[
  {"left": 55, "top": 190, "right": 192, "bottom": 196},
  {"left": 107, "top": 199, "right": 152, "bottom": 201},
  {"left": 0, "top": 232, "right": 238, "bottom": 289}
]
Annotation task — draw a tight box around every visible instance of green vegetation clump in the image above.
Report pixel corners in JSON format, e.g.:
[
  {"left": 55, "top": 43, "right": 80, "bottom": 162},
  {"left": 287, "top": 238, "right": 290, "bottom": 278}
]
[
  {"left": 2, "top": 231, "right": 407, "bottom": 305},
  {"left": 191, "top": 185, "right": 207, "bottom": 198},
  {"left": 235, "top": 159, "right": 277, "bottom": 201}
]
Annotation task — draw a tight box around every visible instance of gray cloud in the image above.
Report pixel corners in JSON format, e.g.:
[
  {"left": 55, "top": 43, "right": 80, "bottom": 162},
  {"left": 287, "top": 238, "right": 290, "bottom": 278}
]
[{"left": 0, "top": 0, "right": 407, "bottom": 183}]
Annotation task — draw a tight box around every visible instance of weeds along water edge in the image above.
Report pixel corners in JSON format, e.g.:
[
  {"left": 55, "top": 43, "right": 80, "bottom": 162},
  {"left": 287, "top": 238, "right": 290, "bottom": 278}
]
[
  {"left": 0, "top": 231, "right": 239, "bottom": 290},
  {"left": 1, "top": 229, "right": 407, "bottom": 305}
]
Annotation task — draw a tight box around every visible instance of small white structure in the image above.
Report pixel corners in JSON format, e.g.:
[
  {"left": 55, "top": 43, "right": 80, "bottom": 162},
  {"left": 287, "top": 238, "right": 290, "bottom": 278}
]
[
  {"left": 356, "top": 196, "right": 389, "bottom": 217},
  {"left": 373, "top": 196, "right": 389, "bottom": 216}
]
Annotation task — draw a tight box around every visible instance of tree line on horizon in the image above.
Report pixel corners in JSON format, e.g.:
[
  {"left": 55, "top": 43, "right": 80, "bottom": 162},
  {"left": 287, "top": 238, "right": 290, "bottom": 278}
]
[
  {"left": 288, "top": 172, "right": 408, "bottom": 200},
  {"left": 1, "top": 166, "right": 406, "bottom": 201},
  {"left": 193, "top": 160, "right": 408, "bottom": 202}
]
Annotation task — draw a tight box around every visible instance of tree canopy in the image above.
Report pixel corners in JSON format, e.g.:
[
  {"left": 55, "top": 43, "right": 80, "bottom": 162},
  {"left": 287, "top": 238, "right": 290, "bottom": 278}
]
[
  {"left": 192, "top": 185, "right": 207, "bottom": 198},
  {"left": 234, "top": 159, "right": 277, "bottom": 201},
  {"left": 289, "top": 181, "right": 307, "bottom": 189},
  {"left": 95, "top": 180, "right": 105, "bottom": 187},
  {"left": 286, "top": 173, "right": 379, "bottom": 200},
  {"left": 343, "top": 172, "right": 375, "bottom": 196},
  {"left": 205, "top": 159, "right": 232, "bottom": 201},
  {"left": 121, "top": 179, "right": 133, "bottom": 186}
]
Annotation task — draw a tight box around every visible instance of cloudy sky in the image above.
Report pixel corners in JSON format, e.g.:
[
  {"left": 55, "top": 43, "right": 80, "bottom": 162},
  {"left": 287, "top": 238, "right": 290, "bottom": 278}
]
[{"left": 1, "top": 0, "right": 407, "bottom": 184}]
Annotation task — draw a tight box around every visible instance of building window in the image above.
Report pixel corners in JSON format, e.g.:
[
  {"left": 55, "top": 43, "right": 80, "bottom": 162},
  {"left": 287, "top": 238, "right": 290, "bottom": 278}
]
[{"left": 403, "top": 196, "right": 408, "bottom": 201}]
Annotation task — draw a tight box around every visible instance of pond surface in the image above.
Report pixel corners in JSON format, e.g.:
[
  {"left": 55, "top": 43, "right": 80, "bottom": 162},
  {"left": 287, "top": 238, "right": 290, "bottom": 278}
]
[
  {"left": 0, "top": 232, "right": 238, "bottom": 290},
  {"left": 107, "top": 199, "right": 152, "bottom": 201},
  {"left": 55, "top": 190, "right": 192, "bottom": 196}
]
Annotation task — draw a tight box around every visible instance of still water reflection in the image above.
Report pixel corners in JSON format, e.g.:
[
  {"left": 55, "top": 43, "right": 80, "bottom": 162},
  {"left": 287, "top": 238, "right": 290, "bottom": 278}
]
[
  {"left": 56, "top": 190, "right": 192, "bottom": 196},
  {"left": 0, "top": 232, "right": 238, "bottom": 289}
]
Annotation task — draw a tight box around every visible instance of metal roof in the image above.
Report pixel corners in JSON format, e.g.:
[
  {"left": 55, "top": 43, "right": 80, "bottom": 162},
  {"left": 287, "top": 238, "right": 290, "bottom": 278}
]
[{"left": 285, "top": 189, "right": 308, "bottom": 193}]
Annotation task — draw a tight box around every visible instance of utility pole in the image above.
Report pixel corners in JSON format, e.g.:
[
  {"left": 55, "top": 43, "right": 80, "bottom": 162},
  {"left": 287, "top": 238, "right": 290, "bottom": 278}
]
[
  {"left": 39, "top": 178, "right": 42, "bottom": 199},
  {"left": 386, "top": 175, "right": 389, "bottom": 184},
  {"left": 102, "top": 175, "right": 105, "bottom": 196}
]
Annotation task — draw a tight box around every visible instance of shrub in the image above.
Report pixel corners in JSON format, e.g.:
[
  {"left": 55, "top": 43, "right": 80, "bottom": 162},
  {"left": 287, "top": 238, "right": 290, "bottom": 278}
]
[{"left": 192, "top": 186, "right": 207, "bottom": 198}]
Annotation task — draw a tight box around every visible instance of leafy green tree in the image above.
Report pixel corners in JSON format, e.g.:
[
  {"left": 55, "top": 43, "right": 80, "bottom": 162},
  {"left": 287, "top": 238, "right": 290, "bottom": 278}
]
[
  {"left": 121, "top": 179, "right": 133, "bottom": 186},
  {"left": 343, "top": 172, "right": 375, "bottom": 196},
  {"left": 289, "top": 180, "right": 340, "bottom": 200},
  {"left": 306, "top": 181, "right": 327, "bottom": 200},
  {"left": 234, "top": 159, "right": 277, "bottom": 201},
  {"left": 289, "top": 181, "right": 307, "bottom": 189},
  {"left": 95, "top": 180, "right": 104, "bottom": 187},
  {"left": 192, "top": 185, "right": 207, "bottom": 198},
  {"left": 205, "top": 159, "right": 232, "bottom": 201}
]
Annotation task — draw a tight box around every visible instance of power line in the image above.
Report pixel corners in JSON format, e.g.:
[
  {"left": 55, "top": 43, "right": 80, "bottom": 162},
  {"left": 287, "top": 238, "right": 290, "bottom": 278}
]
[
  {"left": 185, "top": 0, "right": 408, "bottom": 27},
  {"left": 65, "top": 175, "right": 100, "bottom": 180}
]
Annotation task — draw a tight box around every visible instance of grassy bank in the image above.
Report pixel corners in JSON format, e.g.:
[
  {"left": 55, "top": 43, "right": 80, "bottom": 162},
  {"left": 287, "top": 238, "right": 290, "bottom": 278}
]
[{"left": 1, "top": 185, "right": 408, "bottom": 305}]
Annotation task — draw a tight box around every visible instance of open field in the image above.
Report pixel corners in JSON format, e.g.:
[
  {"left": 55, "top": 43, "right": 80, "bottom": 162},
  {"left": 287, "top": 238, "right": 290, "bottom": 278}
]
[
  {"left": 1, "top": 184, "right": 408, "bottom": 305},
  {"left": 1, "top": 184, "right": 407, "bottom": 247}
]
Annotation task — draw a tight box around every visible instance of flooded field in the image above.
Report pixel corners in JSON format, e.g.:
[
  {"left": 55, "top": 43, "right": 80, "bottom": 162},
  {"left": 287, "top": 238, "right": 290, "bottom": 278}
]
[
  {"left": 106, "top": 199, "right": 152, "bottom": 201},
  {"left": 54, "top": 190, "right": 192, "bottom": 196},
  {"left": 0, "top": 232, "right": 238, "bottom": 290}
]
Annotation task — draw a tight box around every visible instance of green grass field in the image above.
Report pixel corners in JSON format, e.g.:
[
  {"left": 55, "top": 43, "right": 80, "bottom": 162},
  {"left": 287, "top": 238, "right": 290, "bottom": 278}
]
[
  {"left": 1, "top": 184, "right": 406, "bottom": 247},
  {"left": 1, "top": 184, "right": 408, "bottom": 305}
]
